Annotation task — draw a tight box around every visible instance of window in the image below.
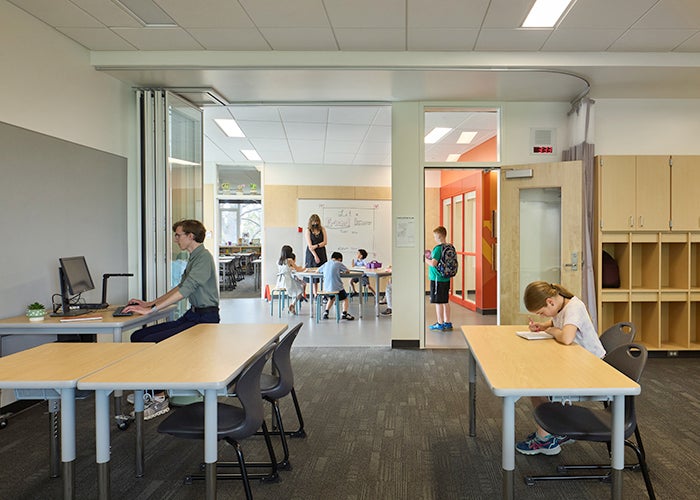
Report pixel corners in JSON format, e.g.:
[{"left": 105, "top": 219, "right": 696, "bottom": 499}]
[{"left": 219, "top": 200, "right": 261, "bottom": 246}]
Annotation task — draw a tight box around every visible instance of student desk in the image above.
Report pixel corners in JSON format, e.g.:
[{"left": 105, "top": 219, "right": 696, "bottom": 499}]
[
  {"left": 0, "top": 342, "right": 153, "bottom": 500},
  {"left": 352, "top": 267, "right": 392, "bottom": 317},
  {"left": 0, "top": 306, "right": 176, "bottom": 417},
  {"left": 461, "top": 325, "right": 640, "bottom": 500},
  {"left": 78, "top": 322, "right": 288, "bottom": 500}
]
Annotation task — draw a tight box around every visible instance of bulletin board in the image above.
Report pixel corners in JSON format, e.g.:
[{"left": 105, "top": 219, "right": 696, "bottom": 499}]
[{"left": 297, "top": 199, "right": 392, "bottom": 266}]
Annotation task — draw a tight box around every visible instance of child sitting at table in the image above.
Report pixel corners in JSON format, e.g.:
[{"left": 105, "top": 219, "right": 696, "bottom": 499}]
[
  {"left": 515, "top": 280, "right": 606, "bottom": 456},
  {"left": 276, "top": 245, "right": 306, "bottom": 314},
  {"left": 349, "top": 248, "right": 377, "bottom": 297},
  {"left": 318, "top": 251, "right": 354, "bottom": 320}
]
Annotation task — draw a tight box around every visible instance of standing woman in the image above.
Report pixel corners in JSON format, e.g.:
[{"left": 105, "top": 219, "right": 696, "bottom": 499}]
[{"left": 305, "top": 213, "right": 328, "bottom": 267}]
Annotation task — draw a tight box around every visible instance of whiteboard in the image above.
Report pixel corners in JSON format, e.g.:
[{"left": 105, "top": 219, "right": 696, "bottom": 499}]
[{"left": 297, "top": 199, "right": 391, "bottom": 266}]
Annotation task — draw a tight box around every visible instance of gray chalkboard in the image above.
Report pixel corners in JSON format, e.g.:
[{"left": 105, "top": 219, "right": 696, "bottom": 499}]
[{"left": 0, "top": 121, "right": 128, "bottom": 318}]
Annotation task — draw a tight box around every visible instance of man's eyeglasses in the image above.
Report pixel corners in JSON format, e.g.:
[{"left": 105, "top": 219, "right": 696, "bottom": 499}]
[{"left": 174, "top": 232, "right": 187, "bottom": 239}]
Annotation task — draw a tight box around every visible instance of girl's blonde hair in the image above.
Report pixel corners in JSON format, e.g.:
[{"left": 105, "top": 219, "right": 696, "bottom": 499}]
[{"left": 523, "top": 281, "right": 574, "bottom": 312}]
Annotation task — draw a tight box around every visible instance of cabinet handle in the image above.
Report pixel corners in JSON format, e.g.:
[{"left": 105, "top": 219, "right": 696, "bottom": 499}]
[
  {"left": 639, "top": 216, "right": 644, "bottom": 227},
  {"left": 629, "top": 216, "right": 634, "bottom": 227}
]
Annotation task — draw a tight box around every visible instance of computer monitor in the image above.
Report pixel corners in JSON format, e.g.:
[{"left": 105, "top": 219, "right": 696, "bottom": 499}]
[{"left": 51, "top": 256, "right": 95, "bottom": 317}]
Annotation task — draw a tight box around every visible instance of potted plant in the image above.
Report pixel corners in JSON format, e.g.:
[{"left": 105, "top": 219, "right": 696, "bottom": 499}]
[
  {"left": 26, "top": 302, "right": 47, "bottom": 321},
  {"left": 249, "top": 183, "right": 258, "bottom": 194}
]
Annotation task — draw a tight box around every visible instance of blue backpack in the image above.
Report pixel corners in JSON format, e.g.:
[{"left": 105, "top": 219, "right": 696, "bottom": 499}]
[{"left": 436, "top": 243, "right": 458, "bottom": 279}]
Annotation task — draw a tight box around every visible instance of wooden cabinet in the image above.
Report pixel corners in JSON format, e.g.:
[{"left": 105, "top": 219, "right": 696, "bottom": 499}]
[
  {"left": 671, "top": 156, "right": 700, "bottom": 231},
  {"left": 597, "top": 155, "right": 670, "bottom": 231},
  {"left": 595, "top": 155, "right": 700, "bottom": 352}
]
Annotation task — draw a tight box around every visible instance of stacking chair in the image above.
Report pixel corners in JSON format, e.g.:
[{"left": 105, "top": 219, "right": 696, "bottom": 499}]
[
  {"left": 157, "top": 344, "right": 278, "bottom": 499},
  {"left": 316, "top": 290, "right": 341, "bottom": 323},
  {"left": 524, "top": 343, "right": 655, "bottom": 499},
  {"left": 600, "top": 321, "right": 636, "bottom": 354}
]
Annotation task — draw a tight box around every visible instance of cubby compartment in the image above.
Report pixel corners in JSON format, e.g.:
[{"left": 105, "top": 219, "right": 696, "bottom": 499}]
[
  {"left": 691, "top": 242, "right": 700, "bottom": 288},
  {"left": 602, "top": 241, "right": 630, "bottom": 289},
  {"left": 690, "top": 300, "right": 700, "bottom": 348},
  {"left": 631, "top": 301, "right": 660, "bottom": 348},
  {"left": 599, "top": 300, "right": 630, "bottom": 334},
  {"left": 661, "top": 241, "right": 689, "bottom": 289},
  {"left": 631, "top": 243, "right": 659, "bottom": 289},
  {"left": 660, "top": 300, "right": 689, "bottom": 348}
]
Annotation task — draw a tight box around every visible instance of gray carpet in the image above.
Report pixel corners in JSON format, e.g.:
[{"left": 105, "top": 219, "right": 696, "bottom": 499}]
[{"left": 0, "top": 349, "right": 697, "bottom": 499}]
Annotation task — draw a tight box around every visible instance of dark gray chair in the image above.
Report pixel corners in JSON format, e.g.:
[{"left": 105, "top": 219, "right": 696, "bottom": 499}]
[
  {"left": 524, "top": 343, "right": 655, "bottom": 499},
  {"left": 157, "top": 344, "right": 278, "bottom": 499},
  {"left": 600, "top": 321, "right": 636, "bottom": 354}
]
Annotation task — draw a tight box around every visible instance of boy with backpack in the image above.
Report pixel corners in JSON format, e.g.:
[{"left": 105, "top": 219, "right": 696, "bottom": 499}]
[{"left": 425, "top": 225, "right": 456, "bottom": 331}]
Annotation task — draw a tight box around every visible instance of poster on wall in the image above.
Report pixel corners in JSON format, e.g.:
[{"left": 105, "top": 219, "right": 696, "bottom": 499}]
[{"left": 395, "top": 216, "right": 416, "bottom": 247}]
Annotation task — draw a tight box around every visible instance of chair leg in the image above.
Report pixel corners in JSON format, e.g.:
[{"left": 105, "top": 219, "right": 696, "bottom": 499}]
[
  {"left": 287, "top": 388, "right": 306, "bottom": 438},
  {"left": 633, "top": 426, "right": 656, "bottom": 500},
  {"left": 208, "top": 421, "right": 281, "bottom": 476},
  {"left": 335, "top": 294, "right": 341, "bottom": 323}
]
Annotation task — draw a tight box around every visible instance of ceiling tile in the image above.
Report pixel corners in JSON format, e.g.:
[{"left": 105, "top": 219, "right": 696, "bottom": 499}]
[
  {"left": 408, "top": 28, "right": 478, "bottom": 50},
  {"left": 56, "top": 27, "right": 137, "bottom": 50},
  {"left": 635, "top": 0, "right": 700, "bottom": 29},
  {"left": 560, "top": 0, "right": 658, "bottom": 29},
  {"left": 8, "top": 0, "right": 103, "bottom": 27},
  {"left": 474, "top": 28, "right": 551, "bottom": 51},
  {"left": 674, "top": 31, "right": 700, "bottom": 51},
  {"left": 289, "top": 139, "right": 325, "bottom": 163},
  {"left": 285, "top": 122, "right": 327, "bottom": 141},
  {"left": 365, "top": 125, "right": 392, "bottom": 142},
  {"left": 248, "top": 138, "right": 291, "bottom": 152},
  {"left": 111, "top": 27, "right": 203, "bottom": 50},
  {"left": 258, "top": 27, "right": 338, "bottom": 50},
  {"left": 229, "top": 107, "right": 281, "bottom": 121},
  {"left": 71, "top": 0, "right": 142, "bottom": 27},
  {"left": 324, "top": 152, "right": 357, "bottom": 165},
  {"left": 609, "top": 29, "right": 698, "bottom": 51},
  {"left": 279, "top": 106, "right": 328, "bottom": 123},
  {"left": 327, "top": 123, "right": 369, "bottom": 142},
  {"left": 408, "top": 0, "right": 489, "bottom": 28},
  {"left": 335, "top": 28, "right": 405, "bottom": 51},
  {"left": 324, "top": 0, "right": 405, "bottom": 29},
  {"left": 354, "top": 153, "right": 390, "bottom": 165},
  {"left": 238, "top": 120, "right": 286, "bottom": 139},
  {"left": 542, "top": 29, "right": 625, "bottom": 51},
  {"left": 325, "top": 141, "right": 362, "bottom": 154},
  {"left": 260, "top": 150, "right": 294, "bottom": 163},
  {"left": 481, "top": 0, "right": 533, "bottom": 28},
  {"left": 187, "top": 28, "right": 271, "bottom": 50},
  {"left": 239, "top": 0, "right": 329, "bottom": 27},
  {"left": 328, "top": 106, "right": 381, "bottom": 124},
  {"left": 154, "top": 0, "right": 253, "bottom": 28}
]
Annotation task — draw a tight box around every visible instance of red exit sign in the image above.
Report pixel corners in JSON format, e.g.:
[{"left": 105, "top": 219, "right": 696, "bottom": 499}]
[{"left": 532, "top": 145, "right": 553, "bottom": 154}]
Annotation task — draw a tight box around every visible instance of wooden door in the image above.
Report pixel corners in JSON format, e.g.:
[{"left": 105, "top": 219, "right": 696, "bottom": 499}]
[
  {"left": 500, "top": 161, "right": 583, "bottom": 325},
  {"left": 598, "top": 155, "right": 636, "bottom": 231},
  {"left": 670, "top": 156, "right": 700, "bottom": 230},
  {"left": 635, "top": 156, "right": 670, "bottom": 230}
]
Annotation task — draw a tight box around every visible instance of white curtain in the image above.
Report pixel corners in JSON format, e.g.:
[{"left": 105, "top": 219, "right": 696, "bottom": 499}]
[{"left": 563, "top": 99, "right": 596, "bottom": 326}]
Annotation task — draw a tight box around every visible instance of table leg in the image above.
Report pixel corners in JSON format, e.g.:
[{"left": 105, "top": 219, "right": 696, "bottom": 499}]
[
  {"left": 48, "top": 399, "right": 60, "bottom": 478},
  {"left": 611, "top": 395, "right": 624, "bottom": 500},
  {"left": 204, "top": 388, "right": 218, "bottom": 500},
  {"left": 60, "top": 389, "right": 76, "bottom": 500},
  {"left": 95, "top": 389, "right": 112, "bottom": 500},
  {"left": 502, "top": 396, "right": 516, "bottom": 500},
  {"left": 375, "top": 275, "right": 381, "bottom": 316},
  {"left": 468, "top": 351, "right": 477, "bottom": 437},
  {"left": 134, "top": 390, "right": 145, "bottom": 477}
]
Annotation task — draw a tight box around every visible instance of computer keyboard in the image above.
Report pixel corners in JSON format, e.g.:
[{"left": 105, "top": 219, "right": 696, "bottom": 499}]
[{"left": 112, "top": 306, "right": 133, "bottom": 317}]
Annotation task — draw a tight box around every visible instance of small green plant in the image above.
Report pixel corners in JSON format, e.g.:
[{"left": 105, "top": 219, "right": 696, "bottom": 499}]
[
  {"left": 27, "top": 302, "right": 46, "bottom": 310},
  {"left": 249, "top": 183, "right": 258, "bottom": 191}
]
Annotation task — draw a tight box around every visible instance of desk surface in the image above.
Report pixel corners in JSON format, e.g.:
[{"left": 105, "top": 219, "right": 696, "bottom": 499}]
[
  {"left": 0, "top": 306, "right": 175, "bottom": 331},
  {"left": 0, "top": 343, "right": 153, "bottom": 389},
  {"left": 78, "top": 323, "right": 288, "bottom": 391},
  {"left": 462, "top": 325, "right": 640, "bottom": 397}
]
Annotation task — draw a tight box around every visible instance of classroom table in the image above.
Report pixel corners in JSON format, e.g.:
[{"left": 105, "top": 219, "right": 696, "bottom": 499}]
[
  {"left": 77, "top": 322, "right": 288, "bottom": 500},
  {"left": 0, "top": 342, "right": 153, "bottom": 500},
  {"left": 352, "top": 267, "right": 392, "bottom": 317},
  {"left": 294, "top": 268, "right": 364, "bottom": 318},
  {"left": 461, "top": 325, "right": 640, "bottom": 500},
  {"left": 0, "top": 306, "right": 176, "bottom": 418}
]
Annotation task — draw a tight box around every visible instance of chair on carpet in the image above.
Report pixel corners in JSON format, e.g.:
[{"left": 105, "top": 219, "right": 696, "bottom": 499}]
[
  {"left": 157, "top": 343, "right": 278, "bottom": 499},
  {"left": 316, "top": 290, "right": 341, "bottom": 323},
  {"left": 524, "top": 343, "right": 655, "bottom": 499},
  {"left": 600, "top": 321, "right": 636, "bottom": 354}
]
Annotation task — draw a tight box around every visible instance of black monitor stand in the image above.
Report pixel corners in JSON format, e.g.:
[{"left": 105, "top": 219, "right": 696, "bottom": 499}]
[{"left": 50, "top": 267, "right": 89, "bottom": 317}]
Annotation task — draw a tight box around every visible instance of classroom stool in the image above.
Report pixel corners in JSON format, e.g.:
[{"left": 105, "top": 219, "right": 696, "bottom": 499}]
[
  {"left": 316, "top": 290, "right": 341, "bottom": 323},
  {"left": 270, "top": 287, "right": 287, "bottom": 318}
]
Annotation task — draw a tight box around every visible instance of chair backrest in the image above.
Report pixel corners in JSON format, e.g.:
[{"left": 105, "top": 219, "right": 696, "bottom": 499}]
[
  {"left": 269, "top": 322, "right": 303, "bottom": 396},
  {"left": 231, "top": 343, "right": 277, "bottom": 437},
  {"left": 603, "top": 343, "right": 647, "bottom": 430},
  {"left": 600, "top": 321, "right": 636, "bottom": 355}
]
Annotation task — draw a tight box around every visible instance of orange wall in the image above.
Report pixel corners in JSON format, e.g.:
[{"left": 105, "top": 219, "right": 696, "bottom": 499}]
[{"left": 458, "top": 136, "right": 497, "bottom": 163}]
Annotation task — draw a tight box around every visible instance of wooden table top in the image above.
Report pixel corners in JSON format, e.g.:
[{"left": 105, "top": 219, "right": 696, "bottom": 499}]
[
  {"left": 0, "top": 306, "right": 175, "bottom": 330},
  {"left": 461, "top": 325, "right": 640, "bottom": 397},
  {"left": 0, "top": 343, "right": 153, "bottom": 388},
  {"left": 78, "top": 323, "right": 288, "bottom": 391}
]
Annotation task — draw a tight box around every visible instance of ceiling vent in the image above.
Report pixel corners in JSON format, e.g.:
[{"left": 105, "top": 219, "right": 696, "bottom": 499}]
[{"left": 167, "top": 88, "right": 230, "bottom": 107}]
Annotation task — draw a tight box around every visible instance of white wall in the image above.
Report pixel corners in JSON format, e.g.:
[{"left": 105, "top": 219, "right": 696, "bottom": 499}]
[
  {"left": 0, "top": 3, "right": 137, "bottom": 311},
  {"left": 594, "top": 99, "right": 700, "bottom": 154}
]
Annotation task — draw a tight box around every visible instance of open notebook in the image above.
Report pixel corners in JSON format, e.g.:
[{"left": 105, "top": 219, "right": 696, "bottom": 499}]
[{"left": 516, "top": 330, "right": 553, "bottom": 340}]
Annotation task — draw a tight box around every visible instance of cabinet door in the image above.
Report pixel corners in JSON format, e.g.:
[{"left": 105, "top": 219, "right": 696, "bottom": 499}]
[
  {"left": 598, "top": 156, "right": 636, "bottom": 231},
  {"left": 671, "top": 156, "right": 700, "bottom": 230},
  {"left": 636, "top": 156, "right": 670, "bottom": 230}
]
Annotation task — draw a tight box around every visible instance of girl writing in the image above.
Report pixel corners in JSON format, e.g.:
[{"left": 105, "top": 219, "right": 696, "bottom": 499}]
[{"left": 276, "top": 245, "right": 306, "bottom": 314}]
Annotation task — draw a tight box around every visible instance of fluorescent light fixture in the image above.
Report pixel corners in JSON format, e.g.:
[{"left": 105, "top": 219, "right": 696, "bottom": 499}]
[
  {"left": 214, "top": 119, "right": 245, "bottom": 138},
  {"left": 168, "top": 157, "right": 200, "bottom": 166},
  {"left": 114, "top": 0, "right": 176, "bottom": 26},
  {"left": 425, "top": 127, "right": 452, "bottom": 144},
  {"left": 241, "top": 149, "right": 262, "bottom": 161},
  {"left": 457, "top": 131, "right": 477, "bottom": 144},
  {"left": 446, "top": 154, "right": 461, "bottom": 162},
  {"left": 522, "top": 0, "right": 573, "bottom": 28}
]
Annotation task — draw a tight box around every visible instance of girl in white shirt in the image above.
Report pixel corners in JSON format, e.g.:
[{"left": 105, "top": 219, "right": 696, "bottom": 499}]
[{"left": 276, "top": 245, "right": 306, "bottom": 314}]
